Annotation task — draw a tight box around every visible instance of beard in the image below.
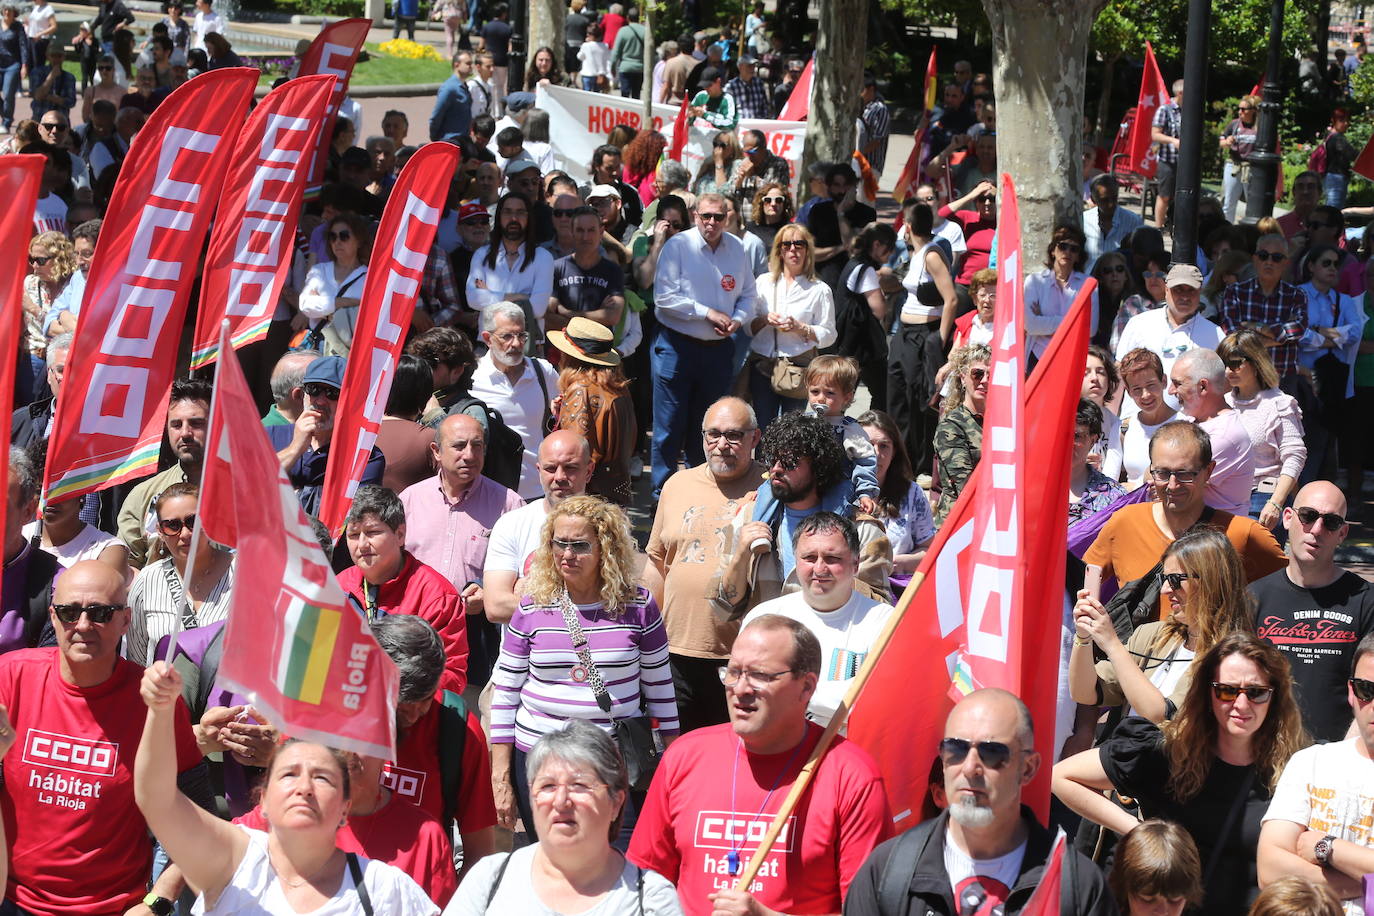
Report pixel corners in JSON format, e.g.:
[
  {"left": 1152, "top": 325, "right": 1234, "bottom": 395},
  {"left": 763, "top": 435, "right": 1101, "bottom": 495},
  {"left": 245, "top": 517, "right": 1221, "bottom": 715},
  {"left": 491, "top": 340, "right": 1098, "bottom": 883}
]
[
  {"left": 947, "top": 795, "right": 996, "bottom": 828},
  {"left": 502, "top": 222, "right": 526, "bottom": 242}
]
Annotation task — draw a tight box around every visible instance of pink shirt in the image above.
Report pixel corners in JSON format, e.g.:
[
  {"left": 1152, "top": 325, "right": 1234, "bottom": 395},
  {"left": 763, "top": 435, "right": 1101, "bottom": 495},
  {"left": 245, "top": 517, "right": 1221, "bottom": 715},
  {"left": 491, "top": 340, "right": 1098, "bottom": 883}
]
[
  {"left": 399, "top": 473, "right": 525, "bottom": 590},
  {"left": 1195, "top": 409, "right": 1257, "bottom": 516},
  {"left": 1227, "top": 388, "right": 1307, "bottom": 485}
]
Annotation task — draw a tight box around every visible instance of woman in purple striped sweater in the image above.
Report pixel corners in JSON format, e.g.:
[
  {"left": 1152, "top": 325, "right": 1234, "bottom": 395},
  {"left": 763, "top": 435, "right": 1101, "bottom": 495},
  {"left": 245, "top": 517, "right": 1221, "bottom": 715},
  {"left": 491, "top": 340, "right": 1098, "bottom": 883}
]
[{"left": 490, "top": 495, "right": 680, "bottom": 848}]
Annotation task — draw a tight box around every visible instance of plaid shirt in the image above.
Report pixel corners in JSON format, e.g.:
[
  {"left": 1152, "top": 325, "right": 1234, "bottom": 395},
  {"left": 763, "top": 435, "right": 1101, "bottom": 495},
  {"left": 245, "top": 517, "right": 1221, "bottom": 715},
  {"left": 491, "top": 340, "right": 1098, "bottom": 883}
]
[
  {"left": 1153, "top": 102, "right": 1182, "bottom": 166},
  {"left": 1218, "top": 277, "right": 1308, "bottom": 379},
  {"left": 421, "top": 244, "right": 462, "bottom": 326},
  {"left": 726, "top": 75, "right": 771, "bottom": 120},
  {"left": 859, "top": 97, "right": 891, "bottom": 172}
]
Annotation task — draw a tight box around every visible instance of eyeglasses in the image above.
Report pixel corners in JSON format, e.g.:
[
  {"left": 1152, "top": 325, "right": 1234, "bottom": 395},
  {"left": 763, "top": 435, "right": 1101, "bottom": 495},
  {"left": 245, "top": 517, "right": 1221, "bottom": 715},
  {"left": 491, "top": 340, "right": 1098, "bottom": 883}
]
[
  {"left": 1316, "top": 258, "right": 1340, "bottom": 269},
  {"left": 1161, "top": 571, "right": 1194, "bottom": 590},
  {"left": 1295, "top": 506, "right": 1346, "bottom": 532},
  {"left": 328, "top": 230, "right": 352, "bottom": 242},
  {"left": 779, "top": 239, "right": 808, "bottom": 250},
  {"left": 532, "top": 780, "right": 606, "bottom": 802},
  {"left": 1211, "top": 682, "right": 1274, "bottom": 703},
  {"left": 1142, "top": 270, "right": 1167, "bottom": 279},
  {"left": 552, "top": 538, "right": 595, "bottom": 556},
  {"left": 491, "top": 331, "right": 529, "bottom": 345},
  {"left": 1223, "top": 357, "right": 1248, "bottom": 370},
  {"left": 703, "top": 427, "right": 753, "bottom": 444},
  {"left": 52, "top": 603, "right": 124, "bottom": 625},
  {"left": 157, "top": 514, "right": 197, "bottom": 536},
  {"left": 1239, "top": 105, "right": 1255, "bottom": 111},
  {"left": 719, "top": 666, "right": 795, "bottom": 689},
  {"left": 698, "top": 211, "right": 726, "bottom": 222},
  {"left": 966, "top": 367, "right": 987, "bottom": 383},
  {"left": 762, "top": 195, "right": 786, "bottom": 205},
  {"left": 28, "top": 254, "right": 51, "bottom": 266},
  {"left": 768, "top": 454, "right": 801, "bottom": 471},
  {"left": 552, "top": 207, "right": 579, "bottom": 217},
  {"left": 1350, "top": 677, "right": 1374, "bottom": 703},
  {"left": 1254, "top": 250, "right": 1286, "bottom": 262},
  {"left": 1148, "top": 467, "right": 1201, "bottom": 483},
  {"left": 303, "top": 382, "right": 340, "bottom": 399},
  {"left": 939, "top": 737, "right": 1016, "bottom": 770},
  {"left": 98, "top": 64, "right": 114, "bottom": 71},
  {"left": 1056, "top": 241, "right": 1081, "bottom": 254}
]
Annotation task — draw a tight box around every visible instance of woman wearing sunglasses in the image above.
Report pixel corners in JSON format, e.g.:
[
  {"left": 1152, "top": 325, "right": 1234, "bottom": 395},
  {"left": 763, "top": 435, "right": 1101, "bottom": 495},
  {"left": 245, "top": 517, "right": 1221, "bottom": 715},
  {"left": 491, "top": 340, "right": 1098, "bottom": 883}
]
[
  {"left": 745, "top": 224, "right": 835, "bottom": 428},
  {"left": 690, "top": 129, "right": 743, "bottom": 199},
  {"left": 23, "top": 230, "right": 75, "bottom": 361},
  {"left": 932, "top": 342, "right": 988, "bottom": 525},
  {"left": 1091, "top": 251, "right": 1148, "bottom": 352},
  {"left": 1296, "top": 242, "right": 1367, "bottom": 481},
  {"left": 125, "top": 482, "right": 234, "bottom": 666},
  {"left": 1218, "top": 330, "right": 1305, "bottom": 533},
  {"left": 745, "top": 182, "right": 793, "bottom": 254},
  {"left": 489, "top": 495, "right": 678, "bottom": 849},
  {"left": 1055, "top": 632, "right": 1306, "bottom": 916},
  {"left": 1025, "top": 224, "right": 1095, "bottom": 371},
  {"left": 297, "top": 210, "right": 372, "bottom": 355},
  {"left": 1070, "top": 527, "right": 1254, "bottom": 727}
]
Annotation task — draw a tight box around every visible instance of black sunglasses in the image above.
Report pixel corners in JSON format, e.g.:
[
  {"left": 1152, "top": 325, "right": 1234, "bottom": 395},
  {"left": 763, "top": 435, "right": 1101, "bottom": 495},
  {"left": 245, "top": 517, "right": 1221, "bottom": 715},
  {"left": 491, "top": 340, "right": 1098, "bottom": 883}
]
[
  {"left": 1056, "top": 241, "right": 1081, "bottom": 253},
  {"left": 1161, "top": 571, "right": 1194, "bottom": 590},
  {"left": 1224, "top": 357, "right": 1248, "bottom": 370},
  {"left": 304, "top": 382, "right": 340, "bottom": 399},
  {"left": 712, "top": 140, "right": 729, "bottom": 149},
  {"left": 29, "top": 254, "right": 51, "bottom": 266},
  {"left": 1295, "top": 506, "right": 1346, "bottom": 532},
  {"left": 552, "top": 207, "right": 579, "bottom": 217},
  {"left": 52, "top": 603, "right": 124, "bottom": 625},
  {"left": 157, "top": 514, "right": 197, "bottom": 536},
  {"left": 939, "top": 737, "right": 1016, "bottom": 769},
  {"left": 698, "top": 211, "right": 726, "bottom": 222},
  {"left": 1211, "top": 682, "right": 1274, "bottom": 703},
  {"left": 1351, "top": 677, "right": 1374, "bottom": 703},
  {"left": 328, "top": 230, "right": 352, "bottom": 242},
  {"left": 779, "top": 239, "right": 808, "bottom": 249},
  {"left": 1255, "top": 250, "right": 1286, "bottom": 262},
  {"left": 967, "top": 367, "right": 987, "bottom": 383}
]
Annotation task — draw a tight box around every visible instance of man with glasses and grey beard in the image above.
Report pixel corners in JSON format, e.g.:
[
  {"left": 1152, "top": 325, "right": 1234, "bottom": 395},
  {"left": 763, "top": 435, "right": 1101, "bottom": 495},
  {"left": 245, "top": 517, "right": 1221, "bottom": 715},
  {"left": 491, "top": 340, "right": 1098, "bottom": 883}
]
[
  {"left": 1250, "top": 481, "right": 1374, "bottom": 742},
  {"left": 644, "top": 396, "right": 763, "bottom": 732},
  {"left": 844, "top": 689, "right": 1113, "bottom": 915}
]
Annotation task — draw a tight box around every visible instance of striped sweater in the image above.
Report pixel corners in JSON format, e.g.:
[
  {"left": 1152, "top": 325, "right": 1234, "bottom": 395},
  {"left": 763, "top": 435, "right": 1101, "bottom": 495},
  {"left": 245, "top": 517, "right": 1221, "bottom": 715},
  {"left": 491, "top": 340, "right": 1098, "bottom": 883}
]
[{"left": 490, "top": 586, "right": 680, "bottom": 750}]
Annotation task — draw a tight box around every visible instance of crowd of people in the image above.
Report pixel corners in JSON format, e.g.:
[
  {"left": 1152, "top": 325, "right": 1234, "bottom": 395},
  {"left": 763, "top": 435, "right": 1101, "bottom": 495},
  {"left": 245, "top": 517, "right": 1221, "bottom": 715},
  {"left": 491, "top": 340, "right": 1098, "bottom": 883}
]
[{"left": 8, "top": 3, "right": 1374, "bottom": 916}]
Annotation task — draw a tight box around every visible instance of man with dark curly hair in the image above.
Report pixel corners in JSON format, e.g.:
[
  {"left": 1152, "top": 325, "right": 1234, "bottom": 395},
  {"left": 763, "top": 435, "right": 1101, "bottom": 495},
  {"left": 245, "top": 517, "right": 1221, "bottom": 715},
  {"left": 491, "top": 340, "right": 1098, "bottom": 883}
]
[{"left": 707, "top": 411, "right": 893, "bottom": 619}]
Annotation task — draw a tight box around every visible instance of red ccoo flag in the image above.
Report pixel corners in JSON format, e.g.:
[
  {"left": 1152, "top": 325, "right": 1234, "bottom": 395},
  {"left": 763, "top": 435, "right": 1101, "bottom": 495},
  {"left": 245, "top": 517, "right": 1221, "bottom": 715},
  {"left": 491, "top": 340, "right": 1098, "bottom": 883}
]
[
  {"left": 893, "top": 47, "right": 939, "bottom": 205},
  {"left": 777, "top": 54, "right": 813, "bottom": 121},
  {"left": 298, "top": 18, "right": 371, "bottom": 194},
  {"left": 191, "top": 74, "right": 336, "bottom": 369},
  {"left": 317, "top": 142, "right": 460, "bottom": 534},
  {"left": 669, "top": 95, "right": 691, "bottom": 161},
  {"left": 1021, "top": 832, "right": 1068, "bottom": 914},
  {"left": 846, "top": 268, "right": 1093, "bottom": 826},
  {"left": 200, "top": 321, "right": 399, "bottom": 759},
  {"left": 1127, "top": 42, "right": 1170, "bottom": 178},
  {"left": 1354, "top": 131, "right": 1374, "bottom": 181}
]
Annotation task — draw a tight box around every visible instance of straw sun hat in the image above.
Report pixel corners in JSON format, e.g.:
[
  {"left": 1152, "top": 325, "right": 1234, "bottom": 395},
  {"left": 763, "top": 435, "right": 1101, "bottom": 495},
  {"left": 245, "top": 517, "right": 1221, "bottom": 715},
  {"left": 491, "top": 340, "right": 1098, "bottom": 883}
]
[{"left": 547, "top": 316, "right": 621, "bottom": 367}]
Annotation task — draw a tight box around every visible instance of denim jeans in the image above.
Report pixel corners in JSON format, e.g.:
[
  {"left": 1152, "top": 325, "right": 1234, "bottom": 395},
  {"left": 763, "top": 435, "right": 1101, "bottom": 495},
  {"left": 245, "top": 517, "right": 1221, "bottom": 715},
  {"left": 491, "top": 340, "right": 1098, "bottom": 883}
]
[
  {"left": 650, "top": 326, "right": 737, "bottom": 496},
  {"left": 0, "top": 62, "right": 20, "bottom": 128},
  {"left": 1221, "top": 160, "right": 1245, "bottom": 222},
  {"left": 747, "top": 357, "right": 806, "bottom": 431},
  {"left": 581, "top": 75, "right": 599, "bottom": 92},
  {"left": 1325, "top": 171, "right": 1349, "bottom": 208},
  {"left": 618, "top": 71, "right": 642, "bottom": 99}
]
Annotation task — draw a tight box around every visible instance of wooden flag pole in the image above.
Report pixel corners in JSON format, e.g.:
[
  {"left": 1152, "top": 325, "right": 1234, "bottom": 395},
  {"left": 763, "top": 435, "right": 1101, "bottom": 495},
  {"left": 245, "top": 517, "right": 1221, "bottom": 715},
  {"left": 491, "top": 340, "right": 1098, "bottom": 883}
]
[{"left": 733, "top": 567, "right": 932, "bottom": 888}]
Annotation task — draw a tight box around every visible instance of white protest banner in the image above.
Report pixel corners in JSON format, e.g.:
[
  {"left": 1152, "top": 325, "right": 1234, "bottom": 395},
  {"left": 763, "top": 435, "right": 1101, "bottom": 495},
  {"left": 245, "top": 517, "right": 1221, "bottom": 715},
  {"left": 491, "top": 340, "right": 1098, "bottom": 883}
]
[{"left": 535, "top": 83, "right": 806, "bottom": 187}]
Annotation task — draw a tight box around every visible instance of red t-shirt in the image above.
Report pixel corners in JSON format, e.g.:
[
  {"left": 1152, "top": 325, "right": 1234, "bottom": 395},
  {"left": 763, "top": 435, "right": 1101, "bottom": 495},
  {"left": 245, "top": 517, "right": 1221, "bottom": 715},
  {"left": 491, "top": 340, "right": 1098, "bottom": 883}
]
[
  {"left": 382, "top": 700, "right": 496, "bottom": 835},
  {"left": 0, "top": 649, "right": 201, "bottom": 916},
  {"left": 235, "top": 798, "right": 458, "bottom": 906},
  {"left": 628, "top": 722, "right": 892, "bottom": 916},
  {"left": 939, "top": 205, "right": 996, "bottom": 285}
]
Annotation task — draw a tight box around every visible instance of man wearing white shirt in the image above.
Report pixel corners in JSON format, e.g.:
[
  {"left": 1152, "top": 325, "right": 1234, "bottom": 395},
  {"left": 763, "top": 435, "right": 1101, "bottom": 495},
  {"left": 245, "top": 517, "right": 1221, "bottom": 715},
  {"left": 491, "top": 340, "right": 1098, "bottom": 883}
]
[
  {"left": 483, "top": 429, "right": 592, "bottom": 624},
  {"left": 650, "top": 192, "right": 758, "bottom": 497},
  {"left": 1082, "top": 175, "right": 1144, "bottom": 270},
  {"left": 1114, "top": 264, "right": 1223, "bottom": 375},
  {"left": 741, "top": 512, "right": 894, "bottom": 728},
  {"left": 190, "top": 0, "right": 223, "bottom": 52},
  {"left": 465, "top": 191, "right": 555, "bottom": 340},
  {"left": 467, "top": 302, "right": 557, "bottom": 501}
]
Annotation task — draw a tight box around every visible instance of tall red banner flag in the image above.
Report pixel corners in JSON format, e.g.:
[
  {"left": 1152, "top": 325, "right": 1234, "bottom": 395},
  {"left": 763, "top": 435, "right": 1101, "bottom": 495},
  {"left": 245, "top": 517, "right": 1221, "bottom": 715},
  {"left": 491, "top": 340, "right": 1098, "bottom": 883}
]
[
  {"left": 1127, "top": 42, "right": 1170, "bottom": 178},
  {"left": 317, "top": 142, "right": 460, "bottom": 533},
  {"left": 191, "top": 74, "right": 336, "bottom": 369},
  {"left": 0, "top": 156, "right": 45, "bottom": 593},
  {"left": 893, "top": 47, "right": 939, "bottom": 205},
  {"left": 777, "top": 54, "right": 813, "bottom": 121},
  {"left": 201, "top": 322, "right": 399, "bottom": 759},
  {"left": 42, "top": 69, "right": 257, "bottom": 504},
  {"left": 846, "top": 281, "right": 1092, "bottom": 826},
  {"left": 298, "top": 18, "right": 371, "bottom": 193}
]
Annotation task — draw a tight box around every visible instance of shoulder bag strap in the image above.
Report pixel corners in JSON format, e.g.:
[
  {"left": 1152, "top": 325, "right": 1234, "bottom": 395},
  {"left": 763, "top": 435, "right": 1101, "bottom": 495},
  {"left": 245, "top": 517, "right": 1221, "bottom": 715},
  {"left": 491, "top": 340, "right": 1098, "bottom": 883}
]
[
  {"left": 1201, "top": 767, "right": 1256, "bottom": 891},
  {"left": 529, "top": 358, "right": 554, "bottom": 434},
  {"left": 557, "top": 596, "right": 614, "bottom": 714},
  {"left": 877, "top": 820, "right": 940, "bottom": 916},
  {"left": 637, "top": 866, "right": 645, "bottom": 915},
  {"left": 484, "top": 852, "right": 515, "bottom": 912},
  {"left": 346, "top": 853, "right": 374, "bottom": 916}
]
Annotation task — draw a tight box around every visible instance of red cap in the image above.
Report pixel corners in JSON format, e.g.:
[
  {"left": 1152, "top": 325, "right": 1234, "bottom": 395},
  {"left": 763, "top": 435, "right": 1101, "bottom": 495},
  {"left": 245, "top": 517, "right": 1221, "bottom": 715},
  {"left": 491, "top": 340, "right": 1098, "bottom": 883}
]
[{"left": 459, "top": 200, "right": 490, "bottom": 223}]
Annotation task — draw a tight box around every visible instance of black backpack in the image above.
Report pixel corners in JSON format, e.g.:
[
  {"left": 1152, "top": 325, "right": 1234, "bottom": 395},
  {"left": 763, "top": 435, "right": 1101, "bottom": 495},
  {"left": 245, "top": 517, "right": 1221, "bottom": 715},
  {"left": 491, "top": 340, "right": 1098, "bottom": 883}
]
[
  {"left": 442, "top": 396, "right": 524, "bottom": 492},
  {"left": 834, "top": 258, "right": 888, "bottom": 365},
  {"left": 437, "top": 690, "right": 470, "bottom": 828}
]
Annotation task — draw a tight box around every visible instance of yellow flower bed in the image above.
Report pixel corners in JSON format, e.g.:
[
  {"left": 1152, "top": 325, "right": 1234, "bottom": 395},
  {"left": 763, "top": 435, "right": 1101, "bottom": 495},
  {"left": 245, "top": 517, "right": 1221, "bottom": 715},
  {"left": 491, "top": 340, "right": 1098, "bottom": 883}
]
[{"left": 379, "top": 38, "right": 442, "bottom": 61}]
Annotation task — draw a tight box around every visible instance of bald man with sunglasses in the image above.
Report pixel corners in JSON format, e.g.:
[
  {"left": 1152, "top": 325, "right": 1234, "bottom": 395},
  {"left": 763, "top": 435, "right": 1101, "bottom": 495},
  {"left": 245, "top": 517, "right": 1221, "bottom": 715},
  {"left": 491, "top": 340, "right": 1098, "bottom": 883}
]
[{"left": 1249, "top": 480, "right": 1374, "bottom": 741}]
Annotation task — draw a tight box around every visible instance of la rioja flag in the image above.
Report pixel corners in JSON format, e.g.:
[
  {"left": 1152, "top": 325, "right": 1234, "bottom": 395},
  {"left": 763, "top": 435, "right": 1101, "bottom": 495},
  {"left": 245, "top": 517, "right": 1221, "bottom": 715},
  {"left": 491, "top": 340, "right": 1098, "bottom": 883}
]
[
  {"left": 200, "top": 323, "right": 398, "bottom": 758},
  {"left": 846, "top": 179, "right": 1091, "bottom": 824},
  {"left": 1127, "top": 42, "right": 1170, "bottom": 177}
]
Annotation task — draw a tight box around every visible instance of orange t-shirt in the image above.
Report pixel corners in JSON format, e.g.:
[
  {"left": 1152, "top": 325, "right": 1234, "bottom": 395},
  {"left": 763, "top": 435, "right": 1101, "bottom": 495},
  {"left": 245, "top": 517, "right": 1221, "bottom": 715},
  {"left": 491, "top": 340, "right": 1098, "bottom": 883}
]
[{"left": 1083, "top": 503, "right": 1287, "bottom": 618}]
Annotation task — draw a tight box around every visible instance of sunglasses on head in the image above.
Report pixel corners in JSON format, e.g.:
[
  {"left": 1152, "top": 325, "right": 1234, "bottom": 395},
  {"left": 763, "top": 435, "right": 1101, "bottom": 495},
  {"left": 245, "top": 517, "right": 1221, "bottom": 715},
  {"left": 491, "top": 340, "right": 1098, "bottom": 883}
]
[
  {"left": 939, "top": 737, "right": 1017, "bottom": 769},
  {"left": 1255, "top": 250, "right": 1286, "bottom": 262},
  {"left": 52, "top": 603, "right": 124, "bottom": 625},
  {"left": 1211, "top": 682, "right": 1274, "bottom": 703},
  {"left": 1295, "top": 506, "right": 1346, "bottom": 531},
  {"left": 303, "top": 382, "right": 340, "bottom": 399},
  {"left": 328, "top": 230, "right": 352, "bottom": 242},
  {"left": 1350, "top": 677, "right": 1374, "bottom": 703},
  {"left": 157, "top": 514, "right": 196, "bottom": 536}
]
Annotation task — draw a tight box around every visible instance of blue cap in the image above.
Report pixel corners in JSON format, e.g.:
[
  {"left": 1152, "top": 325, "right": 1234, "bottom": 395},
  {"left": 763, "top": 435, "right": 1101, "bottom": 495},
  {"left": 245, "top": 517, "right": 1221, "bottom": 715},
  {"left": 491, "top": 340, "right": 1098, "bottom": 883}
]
[
  {"left": 303, "top": 355, "right": 346, "bottom": 389},
  {"left": 506, "top": 91, "right": 536, "bottom": 112}
]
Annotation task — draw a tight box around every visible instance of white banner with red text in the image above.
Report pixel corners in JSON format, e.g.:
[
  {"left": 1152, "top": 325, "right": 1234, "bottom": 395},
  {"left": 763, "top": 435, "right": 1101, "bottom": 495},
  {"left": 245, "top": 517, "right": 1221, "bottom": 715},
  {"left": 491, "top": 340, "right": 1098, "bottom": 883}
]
[
  {"left": 536, "top": 83, "right": 807, "bottom": 187},
  {"left": 43, "top": 69, "right": 258, "bottom": 503}
]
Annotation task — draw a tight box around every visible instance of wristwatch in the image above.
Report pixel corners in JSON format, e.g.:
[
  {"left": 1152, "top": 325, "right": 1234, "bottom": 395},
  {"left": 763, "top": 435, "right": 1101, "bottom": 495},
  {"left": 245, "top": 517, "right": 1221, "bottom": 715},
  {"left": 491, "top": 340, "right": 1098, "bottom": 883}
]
[
  {"left": 1314, "top": 834, "right": 1338, "bottom": 868},
  {"left": 143, "top": 892, "right": 174, "bottom": 916}
]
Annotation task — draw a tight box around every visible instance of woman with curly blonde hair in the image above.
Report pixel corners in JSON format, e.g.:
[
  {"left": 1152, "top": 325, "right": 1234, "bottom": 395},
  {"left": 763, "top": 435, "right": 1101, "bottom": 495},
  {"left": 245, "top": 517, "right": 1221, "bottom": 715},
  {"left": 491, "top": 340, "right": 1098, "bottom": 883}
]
[
  {"left": 489, "top": 495, "right": 679, "bottom": 848},
  {"left": 1055, "top": 633, "right": 1308, "bottom": 916},
  {"left": 24, "top": 230, "right": 76, "bottom": 359}
]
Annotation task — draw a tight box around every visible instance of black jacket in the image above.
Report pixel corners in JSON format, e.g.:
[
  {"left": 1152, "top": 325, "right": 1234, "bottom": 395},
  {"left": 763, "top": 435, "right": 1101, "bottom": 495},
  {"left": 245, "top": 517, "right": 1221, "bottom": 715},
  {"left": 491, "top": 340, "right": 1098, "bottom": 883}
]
[
  {"left": 11, "top": 398, "right": 53, "bottom": 451},
  {"left": 843, "top": 807, "right": 1118, "bottom": 916}
]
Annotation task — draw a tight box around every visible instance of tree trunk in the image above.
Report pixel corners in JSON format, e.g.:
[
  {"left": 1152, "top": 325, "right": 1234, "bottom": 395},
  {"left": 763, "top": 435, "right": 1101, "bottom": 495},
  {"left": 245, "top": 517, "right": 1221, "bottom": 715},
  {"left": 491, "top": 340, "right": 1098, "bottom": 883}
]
[
  {"left": 527, "top": 0, "right": 565, "bottom": 76},
  {"left": 1093, "top": 52, "right": 1120, "bottom": 150},
  {"left": 800, "top": 0, "right": 866, "bottom": 197},
  {"left": 984, "top": 0, "right": 1107, "bottom": 267}
]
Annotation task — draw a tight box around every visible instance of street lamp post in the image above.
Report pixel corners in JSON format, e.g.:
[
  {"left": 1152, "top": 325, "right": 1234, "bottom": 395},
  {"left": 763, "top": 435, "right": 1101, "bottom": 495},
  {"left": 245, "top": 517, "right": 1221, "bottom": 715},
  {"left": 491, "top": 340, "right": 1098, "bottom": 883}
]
[
  {"left": 1243, "top": 0, "right": 1286, "bottom": 222},
  {"left": 1170, "top": 0, "right": 1211, "bottom": 265}
]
